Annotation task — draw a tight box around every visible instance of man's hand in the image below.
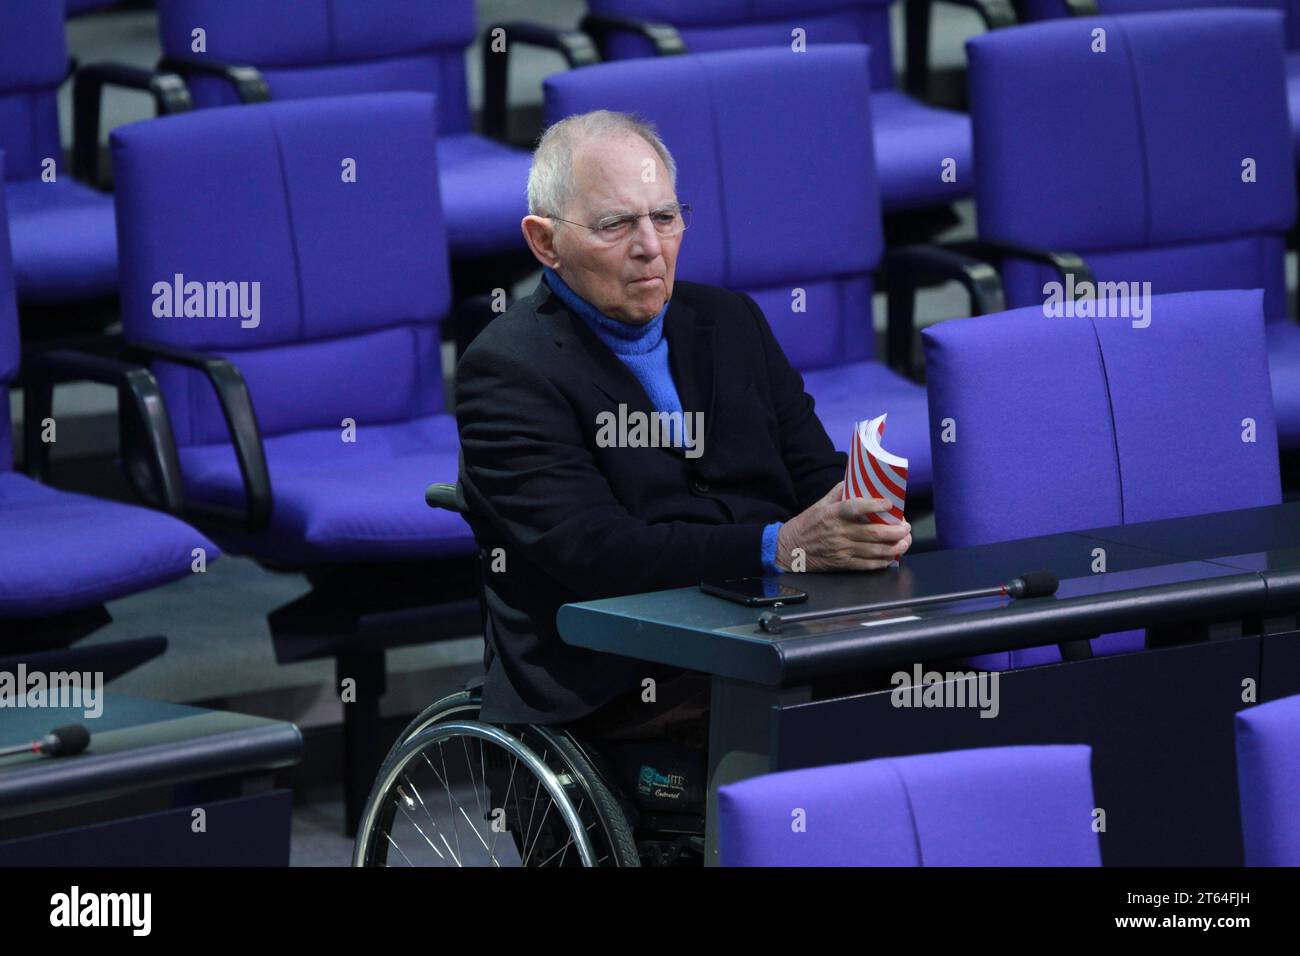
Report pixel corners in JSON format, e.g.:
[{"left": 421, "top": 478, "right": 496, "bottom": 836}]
[{"left": 776, "top": 481, "right": 912, "bottom": 572}]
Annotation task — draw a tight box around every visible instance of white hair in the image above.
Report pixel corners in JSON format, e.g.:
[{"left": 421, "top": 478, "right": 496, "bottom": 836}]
[{"left": 527, "top": 110, "right": 678, "bottom": 218}]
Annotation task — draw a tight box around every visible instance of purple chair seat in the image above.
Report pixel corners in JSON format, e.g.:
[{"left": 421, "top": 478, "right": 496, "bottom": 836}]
[
  {"left": 871, "top": 91, "right": 971, "bottom": 214},
  {"left": 802, "top": 360, "right": 932, "bottom": 491},
  {"left": 177, "top": 415, "right": 474, "bottom": 564},
  {"left": 1236, "top": 693, "right": 1300, "bottom": 866},
  {"left": 4, "top": 179, "right": 118, "bottom": 304},
  {"left": 719, "top": 744, "right": 1101, "bottom": 866},
  {"left": 0, "top": 472, "right": 217, "bottom": 619}
]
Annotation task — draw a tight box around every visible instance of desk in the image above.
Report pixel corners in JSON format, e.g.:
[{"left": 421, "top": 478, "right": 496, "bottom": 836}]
[
  {"left": 0, "top": 694, "right": 302, "bottom": 865},
  {"left": 558, "top": 502, "right": 1300, "bottom": 865}
]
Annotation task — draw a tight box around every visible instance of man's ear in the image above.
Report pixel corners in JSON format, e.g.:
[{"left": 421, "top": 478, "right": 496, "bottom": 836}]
[{"left": 521, "top": 215, "right": 561, "bottom": 269}]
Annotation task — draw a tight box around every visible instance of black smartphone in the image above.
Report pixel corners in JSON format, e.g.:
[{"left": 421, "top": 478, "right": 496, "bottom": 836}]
[{"left": 700, "top": 577, "right": 809, "bottom": 607}]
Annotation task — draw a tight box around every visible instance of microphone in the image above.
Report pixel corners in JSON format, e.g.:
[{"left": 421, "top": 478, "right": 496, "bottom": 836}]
[
  {"left": 758, "top": 571, "right": 1059, "bottom": 634},
  {"left": 0, "top": 724, "right": 91, "bottom": 760}
]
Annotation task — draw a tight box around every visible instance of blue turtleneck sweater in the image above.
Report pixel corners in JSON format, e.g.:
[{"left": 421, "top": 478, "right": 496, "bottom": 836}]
[{"left": 543, "top": 268, "right": 783, "bottom": 574}]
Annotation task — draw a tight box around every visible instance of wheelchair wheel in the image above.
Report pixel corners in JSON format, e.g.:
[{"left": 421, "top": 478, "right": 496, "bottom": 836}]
[{"left": 354, "top": 705, "right": 640, "bottom": 867}]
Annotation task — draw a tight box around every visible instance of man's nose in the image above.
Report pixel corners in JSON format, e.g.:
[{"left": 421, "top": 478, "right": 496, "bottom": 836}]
[{"left": 630, "top": 215, "right": 663, "bottom": 258}]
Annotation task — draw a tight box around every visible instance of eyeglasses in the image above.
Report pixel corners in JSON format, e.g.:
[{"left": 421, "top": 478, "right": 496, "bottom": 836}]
[{"left": 550, "top": 203, "right": 691, "bottom": 243}]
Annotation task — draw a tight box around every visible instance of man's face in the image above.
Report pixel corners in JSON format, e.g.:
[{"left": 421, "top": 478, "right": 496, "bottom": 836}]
[{"left": 551, "top": 133, "right": 682, "bottom": 324}]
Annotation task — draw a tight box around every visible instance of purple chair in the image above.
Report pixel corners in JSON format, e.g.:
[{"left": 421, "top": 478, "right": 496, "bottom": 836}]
[
  {"left": 0, "top": 1, "right": 116, "bottom": 310},
  {"left": 719, "top": 744, "right": 1101, "bottom": 866},
  {"left": 0, "top": 1, "right": 188, "bottom": 336},
  {"left": 108, "top": 92, "right": 479, "bottom": 831},
  {"left": 0, "top": 150, "right": 217, "bottom": 674},
  {"left": 924, "top": 289, "right": 1281, "bottom": 668},
  {"left": 155, "top": 0, "right": 597, "bottom": 263},
  {"left": 545, "top": 46, "right": 1006, "bottom": 495},
  {"left": 1236, "top": 693, "right": 1300, "bottom": 866},
  {"left": 581, "top": 0, "right": 1005, "bottom": 216},
  {"left": 966, "top": 9, "right": 1300, "bottom": 450}
]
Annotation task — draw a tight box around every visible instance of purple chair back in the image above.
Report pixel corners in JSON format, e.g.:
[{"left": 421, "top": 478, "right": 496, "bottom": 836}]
[
  {"left": 924, "top": 289, "right": 1281, "bottom": 549},
  {"left": 719, "top": 745, "right": 1101, "bottom": 866},
  {"left": 0, "top": 1, "right": 66, "bottom": 182},
  {"left": 0, "top": 155, "right": 19, "bottom": 468},
  {"left": 968, "top": 10, "right": 1295, "bottom": 319},
  {"left": 1237, "top": 693, "right": 1300, "bottom": 866},
  {"left": 158, "top": 0, "right": 477, "bottom": 136}
]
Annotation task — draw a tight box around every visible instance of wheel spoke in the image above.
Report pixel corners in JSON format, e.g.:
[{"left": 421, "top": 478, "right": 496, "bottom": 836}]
[
  {"left": 438, "top": 742, "right": 464, "bottom": 863},
  {"left": 383, "top": 831, "right": 416, "bottom": 867},
  {"left": 364, "top": 729, "right": 607, "bottom": 869},
  {"left": 522, "top": 793, "right": 556, "bottom": 866},
  {"left": 394, "top": 798, "right": 450, "bottom": 864}
]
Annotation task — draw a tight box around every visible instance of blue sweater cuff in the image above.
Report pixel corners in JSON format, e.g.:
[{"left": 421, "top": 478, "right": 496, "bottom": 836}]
[{"left": 761, "top": 521, "right": 784, "bottom": 574}]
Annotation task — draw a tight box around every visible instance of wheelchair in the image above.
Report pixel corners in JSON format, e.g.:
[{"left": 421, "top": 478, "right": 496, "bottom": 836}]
[{"left": 351, "top": 484, "right": 707, "bottom": 867}]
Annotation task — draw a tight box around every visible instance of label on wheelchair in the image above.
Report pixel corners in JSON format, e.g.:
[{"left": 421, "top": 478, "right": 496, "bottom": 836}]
[{"left": 638, "top": 764, "right": 689, "bottom": 804}]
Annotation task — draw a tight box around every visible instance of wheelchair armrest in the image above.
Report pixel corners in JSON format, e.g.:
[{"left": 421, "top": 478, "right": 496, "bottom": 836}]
[
  {"left": 157, "top": 54, "right": 271, "bottom": 105},
  {"left": 579, "top": 13, "right": 687, "bottom": 58},
  {"left": 21, "top": 347, "right": 185, "bottom": 515},
  {"left": 481, "top": 21, "right": 599, "bottom": 143},
  {"left": 72, "top": 62, "right": 192, "bottom": 186},
  {"left": 884, "top": 244, "right": 1007, "bottom": 378},
  {"left": 949, "top": 238, "right": 1097, "bottom": 287},
  {"left": 123, "top": 340, "right": 272, "bottom": 533},
  {"left": 425, "top": 482, "right": 468, "bottom": 515}
]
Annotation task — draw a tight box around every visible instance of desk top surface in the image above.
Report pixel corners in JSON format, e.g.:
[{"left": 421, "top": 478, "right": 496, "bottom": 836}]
[
  {"left": 0, "top": 694, "right": 303, "bottom": 818},
  {"left": 558, "top": 502, "right": 1300, "bottom": 685}
]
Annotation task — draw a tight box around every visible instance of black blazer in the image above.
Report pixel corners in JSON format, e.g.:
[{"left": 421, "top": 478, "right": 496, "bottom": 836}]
[{"left": 455, "top": 278, "right": 845, "bottom": 724}]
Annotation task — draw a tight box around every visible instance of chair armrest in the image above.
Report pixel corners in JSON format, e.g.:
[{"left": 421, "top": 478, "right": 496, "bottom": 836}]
[
  {"left": 884, "top": 244, "right": 1007, "bottom": 378},
  {"left": 157, "top": 54, "right": 271, "bottom": 105},
  {"left": 122, "top": 341, "right": 272, "bottom": 532},
  {"left": 938, "top": 0, "right": 1018, "bottom": 28},
  {"left": 949, "top": 238, "right": 1097, "bottom": 287},
  {"left": 481, "top": 21, "right": 599, "bottom": 142},
  {"left": 21, "top": 348, "right": 185, "bottom": 515},
  {"left": 72, "top": 62, "right": 192, "bottom": 186},
  {"left": 579, "top": 13, "right": 687, "bottom": 58},
  {"left": 905, "top": 0, "right": 1017, "bottom": 98},
  {"left": 425, "top": 482, "right": 468, "bottom": 515}
]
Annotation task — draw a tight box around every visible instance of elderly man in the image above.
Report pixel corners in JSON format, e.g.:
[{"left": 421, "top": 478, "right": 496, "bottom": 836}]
[{"left": 455, "top": 110, "right": 911, "bottom": 743}]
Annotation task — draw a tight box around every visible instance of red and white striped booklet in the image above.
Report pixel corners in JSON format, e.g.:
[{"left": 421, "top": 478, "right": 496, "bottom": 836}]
[{"left": 842, "top": 414, "right": 908, "bottom": 525}]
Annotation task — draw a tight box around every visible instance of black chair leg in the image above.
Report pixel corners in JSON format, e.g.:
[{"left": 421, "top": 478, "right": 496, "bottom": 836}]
[{"left": 338, "top": 646, "right": 387, "bottom": 837}]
